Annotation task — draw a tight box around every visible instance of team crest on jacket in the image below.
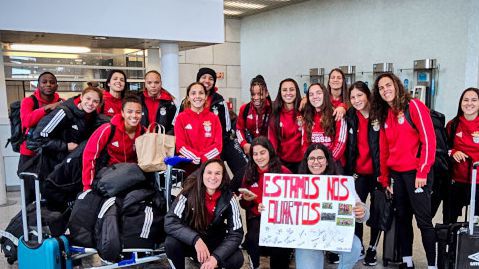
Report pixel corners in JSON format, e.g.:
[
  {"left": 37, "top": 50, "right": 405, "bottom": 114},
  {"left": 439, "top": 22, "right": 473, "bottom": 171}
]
[
  {"left": 472, "top": 131, "right": 479, "bottom": 143},
  {"left": 296, "top": 116, "right": 303, "bottom": 131},
  {"left": 160, "top": 107, "right": 166, "bottom": 116},
  {"left": 203, "top": 121, "right": 212, "bottom": 137},
  {"left": 371, "top": 119, "right": 380, "bottom": 131},
  {"left": 212, "top": 106, "right": 219, "bottom": 115},
  {"left": 72, "top": 125, "right": 78, "bottom": 130},
  {"left": 397, "top": 112, "right": 405, "bottom": 124}
]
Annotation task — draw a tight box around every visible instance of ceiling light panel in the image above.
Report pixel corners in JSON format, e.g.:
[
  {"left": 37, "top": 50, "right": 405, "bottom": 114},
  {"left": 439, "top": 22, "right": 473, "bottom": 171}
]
[
  {"left": 224, "top": 9, "right": 244, "bottom": 16},
  {"left": 224, "top": 1, "right": 266, "bottom": 9}
]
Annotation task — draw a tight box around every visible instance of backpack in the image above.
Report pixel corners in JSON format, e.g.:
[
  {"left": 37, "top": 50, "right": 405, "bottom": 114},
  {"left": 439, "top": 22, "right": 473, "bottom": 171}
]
[
  {"left": 404, "top": 104, "right": 449, "bottom": 173},
  {"left": 5, "top": 96, "right": 39, "bottom": 152}
]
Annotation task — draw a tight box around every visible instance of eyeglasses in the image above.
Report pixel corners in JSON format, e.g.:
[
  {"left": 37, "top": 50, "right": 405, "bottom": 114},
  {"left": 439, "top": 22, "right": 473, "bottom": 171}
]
[{"left": 307, "top": 156, "right": 326, "bottom": 162}]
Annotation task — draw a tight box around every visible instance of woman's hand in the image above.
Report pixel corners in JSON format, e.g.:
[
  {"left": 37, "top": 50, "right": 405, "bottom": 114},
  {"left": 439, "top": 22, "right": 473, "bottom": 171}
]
[
  {"left": 415, "top": 177, "right": 427, "bottom": 189},
  {"left": 241, "top": 192, "right": 256, "bottom": 201},
  {"left": 243, "top": 143, "right": 251, "bottom": 155},
  {"left": 194, "top": 238, "right": 210, "bottom": 263},
  {"left": 299, "top": 96, "right": 308, "bottom": 112},
  {"left": 452, "top": 150, "right": 469, "bottom": 163},
  {"left": 353, "top": 202, "right": 365, "bottom": 219},
  {"left": 200, "top": 256, "right": 218, "bottom": 269},
  {"left": 332, "top": 106, "right": 346, "bottom": 121},
  {"left": 258, "top": 203, "right": 265, "bottom": 213}
]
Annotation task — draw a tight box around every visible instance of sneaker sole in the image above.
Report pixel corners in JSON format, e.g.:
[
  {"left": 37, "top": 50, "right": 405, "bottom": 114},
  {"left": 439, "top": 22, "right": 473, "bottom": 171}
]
[{"left": 363, "top": 261, "right": 378, "bottom": 266}]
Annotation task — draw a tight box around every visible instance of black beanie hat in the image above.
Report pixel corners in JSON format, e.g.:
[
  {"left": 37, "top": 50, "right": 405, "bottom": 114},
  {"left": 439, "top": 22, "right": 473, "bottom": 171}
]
[{"left": 196, "top": 67, "right": 217, "bottom": 89}]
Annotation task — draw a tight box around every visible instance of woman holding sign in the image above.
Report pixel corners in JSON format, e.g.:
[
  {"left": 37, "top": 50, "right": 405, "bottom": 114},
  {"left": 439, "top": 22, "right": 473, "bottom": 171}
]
[
  {"left": 295, "top": 143, "right": 369, "bottom": 269},
  {"left": 164, "top": 159, "right": 244, "bottom": 269},
  {"left": 239, "top": 136, "right": 292, "bottom": 269}
]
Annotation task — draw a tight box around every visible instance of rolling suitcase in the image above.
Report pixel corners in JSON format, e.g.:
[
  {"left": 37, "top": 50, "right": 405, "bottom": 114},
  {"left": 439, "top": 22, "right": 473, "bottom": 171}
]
[
  {"left": 17, "top": 172, "right": 72, "bottom": 269},
  {"left": 382, "top": 215, "right": 402, "bottom": 266},
  {"left": 455, "top": 161, "right": 479, "bottom": 269}
]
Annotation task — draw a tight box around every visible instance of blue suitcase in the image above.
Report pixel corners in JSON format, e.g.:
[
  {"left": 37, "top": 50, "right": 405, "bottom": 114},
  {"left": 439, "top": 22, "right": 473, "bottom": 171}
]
[{"left": 17, "top": 172, "right": 72, "bottom": 269}]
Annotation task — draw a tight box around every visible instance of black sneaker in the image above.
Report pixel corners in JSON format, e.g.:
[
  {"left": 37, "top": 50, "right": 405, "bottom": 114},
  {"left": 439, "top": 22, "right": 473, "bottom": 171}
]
[
  {"left": 328, "top": 252, "right": 340, "bottom": 264},
  {"left": 398, "top": 262, "right": 415, "bottom": 269},
  {"left": 363, "top": 248, "right": 377, "bottom": 266},
  {"left": 359, "top": 246, "right": 365, "bottom": 260}
]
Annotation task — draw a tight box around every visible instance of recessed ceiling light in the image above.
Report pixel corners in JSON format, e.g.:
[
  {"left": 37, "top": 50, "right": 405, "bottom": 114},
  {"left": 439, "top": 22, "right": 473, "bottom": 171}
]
[
  {"left": 92, "top": 36, "right": 108, "bottom": 40},
  {"left": 224, "top": 1, "right": 266, "bottom": 9},
  {"left": 9, "top": 44, "right": 90, "bottom": 53},
  {"left": 224, "top": 9, "right": 244, "bottom": 16}
]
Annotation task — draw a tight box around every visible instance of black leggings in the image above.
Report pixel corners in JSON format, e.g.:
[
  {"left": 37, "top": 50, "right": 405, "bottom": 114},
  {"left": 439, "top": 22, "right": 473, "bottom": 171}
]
[
  {"left": 447, "top": 181, "right": 479, "bottom": 223},
  {"left": 391, "top": 170, "right": 436, "bottom": 266},
  {"left": 354, "top": 174, "right": 381, "bottom": 248},
  {"left": 165, "top": 236, "right": 244, "bottom": 269},
  {"left": 245, "top": 216, "right": 292, "bottom": 269},
  {"left": 222, "top": 138, "right": 248, "bottom": 193}
]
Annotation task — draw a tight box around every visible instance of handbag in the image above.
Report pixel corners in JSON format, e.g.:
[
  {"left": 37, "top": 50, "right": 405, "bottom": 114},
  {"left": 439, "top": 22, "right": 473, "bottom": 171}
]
[
  {"left": 367, "top": 188, "right": 394, "bottom": 231},
  {"left": 94, "top": 163, "right": 146, "bottom": 197},
  {"left": 135, "top": 123, "right": 175, "bottom": 172}
]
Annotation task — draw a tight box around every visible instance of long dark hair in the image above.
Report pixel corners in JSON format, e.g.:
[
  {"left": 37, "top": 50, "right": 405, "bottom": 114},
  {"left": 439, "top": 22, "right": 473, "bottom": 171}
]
[
  {"left": 105, "top": 69, "right": 128, "bottom": 98},
  {"left": 243, "top": 136, "right": 282, "bottom": 186},
  {"left": 327, "top": 68, "right": 348, "bottom": 104},
  {"left": 180, "top": 159, "right": 230, "bottom": 232},
  {"left": 298, "top": 143, "right": 339, "bottom": 175},
  {"left": 303, "top": 83, "right": 335, "bottom": 140},
  {"left": 348, "top": 81, "right": 371, "bottom": 105},
  {"left": 370, "top": 73, "right": 411, "bottom": 126},
  {"left": 455, "top": 87, "right": 479, "bottom": 118},
  {"left": 271, "top": 78, "right": 301, "bottom": 153}
]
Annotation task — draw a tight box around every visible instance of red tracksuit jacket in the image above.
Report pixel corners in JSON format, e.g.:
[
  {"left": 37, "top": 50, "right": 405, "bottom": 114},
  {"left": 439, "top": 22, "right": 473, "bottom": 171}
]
[
  {"left": 268, "top": 108, "right": 303, "bottom": 163},
  {"left": 101, "top": 90, "right": 122, "bottom": 118},
  {"left": 301, "top": 112, "right": 347, "bottom": 163},
  {"left": 174, "top": 108, "right": 223, "bottom": 164},
  {"left": 236, "top": 100, "right": 271, "bottom": 148},
  {"left": 20, "top": 89, "right": 62, "bottom": 156},
  {"left": 447, "top": 115, "right": 479, "bottom": 184},
  {"left": 82, "top": 114, "right": 143, "bottom": 191},
  {"left": 379, "top": 99, "right": 436, "bottom": 187},
  {"left": 240, "top": 165, "right": 291, "bottom": 217}
]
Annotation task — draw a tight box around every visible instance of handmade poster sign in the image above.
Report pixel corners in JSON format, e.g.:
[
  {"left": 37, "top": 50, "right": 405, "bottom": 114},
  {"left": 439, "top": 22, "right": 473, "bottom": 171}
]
[{"left": 259, "top": 173, "right": 356, "bottom": 252}]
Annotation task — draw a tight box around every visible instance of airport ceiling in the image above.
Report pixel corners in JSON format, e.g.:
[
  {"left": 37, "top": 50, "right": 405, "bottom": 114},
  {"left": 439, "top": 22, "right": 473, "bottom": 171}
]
[{"left": 0, "top": 0, "right": 306, "bottom": 50}]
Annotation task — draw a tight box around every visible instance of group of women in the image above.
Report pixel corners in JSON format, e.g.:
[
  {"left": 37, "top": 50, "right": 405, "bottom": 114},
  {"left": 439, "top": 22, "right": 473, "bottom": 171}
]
[{"left": 19, "top": 67, "right": 479, "bottom": 269}]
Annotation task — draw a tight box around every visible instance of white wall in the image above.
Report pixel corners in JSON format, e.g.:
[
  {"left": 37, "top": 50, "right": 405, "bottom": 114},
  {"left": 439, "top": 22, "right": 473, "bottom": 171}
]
[
  {"left": 0, "top": 0, "right": 224, "bottom": 43},
  {"left": 179, "top": 19, "right": 241, "bottom": 110},
  {"left": 241, "top": 0, "right": 478, "bottom": 120}
]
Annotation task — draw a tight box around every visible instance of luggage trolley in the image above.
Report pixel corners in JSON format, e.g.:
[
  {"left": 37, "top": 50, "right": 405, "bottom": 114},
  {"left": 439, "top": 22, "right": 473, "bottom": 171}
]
[{"left": 11, "top": 156, "right": 192, "bottom": 269}]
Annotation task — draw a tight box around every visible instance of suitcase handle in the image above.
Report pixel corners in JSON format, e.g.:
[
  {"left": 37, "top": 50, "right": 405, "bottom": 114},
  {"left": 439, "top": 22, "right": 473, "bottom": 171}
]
[
  {"left": 18, "top": 172, "right": 43, "bottom": 244},
  {"left": 469, "top": 161, "right": 479, "bottom": 235}
]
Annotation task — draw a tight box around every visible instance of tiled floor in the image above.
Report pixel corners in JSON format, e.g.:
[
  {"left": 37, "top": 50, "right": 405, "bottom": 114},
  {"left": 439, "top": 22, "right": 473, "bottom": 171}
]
[{"left": 0, "top": 190, "right": 454, "bottom": 268}]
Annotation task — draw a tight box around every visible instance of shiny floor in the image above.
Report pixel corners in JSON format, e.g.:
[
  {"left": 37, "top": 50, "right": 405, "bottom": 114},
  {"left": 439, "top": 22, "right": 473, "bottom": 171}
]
[{"left": 0, "top": 190, "right": 457, "bottom": 269}]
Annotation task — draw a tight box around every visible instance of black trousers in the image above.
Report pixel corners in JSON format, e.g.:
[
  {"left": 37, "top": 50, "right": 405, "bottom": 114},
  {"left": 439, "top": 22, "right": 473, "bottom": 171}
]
[
  {"left": 165, "top": 236, "right": 244, "bottom": 269},
  {"left": 354, "top": 174, "right": 381, "bottom": 248},
  {"left": 18, "top": 154, "right": 35, "bottom": 204},
  {"left": 245, "top": 216, "right": 292, "bottom": 269},
  {"left": 447, "top": 181, "right": 479, "bottom": 223},
  {"left": 391, "top": 170, "right": 436, "bottom": 266},
  {"left": 222, "top": 137, "right": 248, "bottom": 193}
]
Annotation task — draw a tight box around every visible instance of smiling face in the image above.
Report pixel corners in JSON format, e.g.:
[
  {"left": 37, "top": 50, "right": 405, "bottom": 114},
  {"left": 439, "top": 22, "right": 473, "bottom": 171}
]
[
  {"left": 461, "top": 90, "right": 479, "bottom": 118},
  {"left": 203, "top": 162, "right": 223, "bottom": 195},
  {"left": 145, "top": 72, "right": 162, "bottom": 97},
  {"left": 308, "top": 84, "right": 324, "bottom": 109},
  {"left": 329, "top": 70, "right": 344, "bottom": 98},
  {"left": 251, "top": 85, "right": 268, "bottom": 109},
  {"left": 121, "top": 102, "right": 142, "bottom": 128},
  {"left": 199, "top": 74, "right": 215, "bottom": 93},
  {"left": 108, "top": 72, "right": 126, "bottom": 93},
  {"left": 80, "top": 91, "right": 101, "bottom": 113},
  {"left": 350, "top": 88, "right": 369, "bottom": 113},
  {"left": 38, "top": 73, "right": 58, "bottom": 96},
  {"left": 188, "top": 84, "right": 206, "bottom": 111},
  {"left": 252, "top": 145, "right": 270, "bottom": 170},
  {"left": 280, "top": 81, "right": 297, "bottom": 105},
  {"left": 307, "top": 149, "right": 328, "bottom": 175},
  {"left": 378, "top": 76, "right": 396, "bottom": 106}
]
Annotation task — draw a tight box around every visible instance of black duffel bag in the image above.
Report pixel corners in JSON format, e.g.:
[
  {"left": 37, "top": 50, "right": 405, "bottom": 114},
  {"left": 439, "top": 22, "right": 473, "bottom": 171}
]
[
  {"left": 367, "top": 188, "right": 394, "bottom": 231},
  {"left": 94, "top": 163, "right": 146, "bottom": 197},
  {"left": 67, "top": 190, "right": 104, "bottom": 247}
]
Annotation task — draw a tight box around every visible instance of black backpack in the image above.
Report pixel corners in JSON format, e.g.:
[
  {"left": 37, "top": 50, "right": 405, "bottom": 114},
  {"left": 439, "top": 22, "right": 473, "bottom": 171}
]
[
  {"left": 404, "top": 104, "right": 449, "bottom": 173},
  {"left": 5, "top": 96, "right": 39, "bottom": 152}
]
